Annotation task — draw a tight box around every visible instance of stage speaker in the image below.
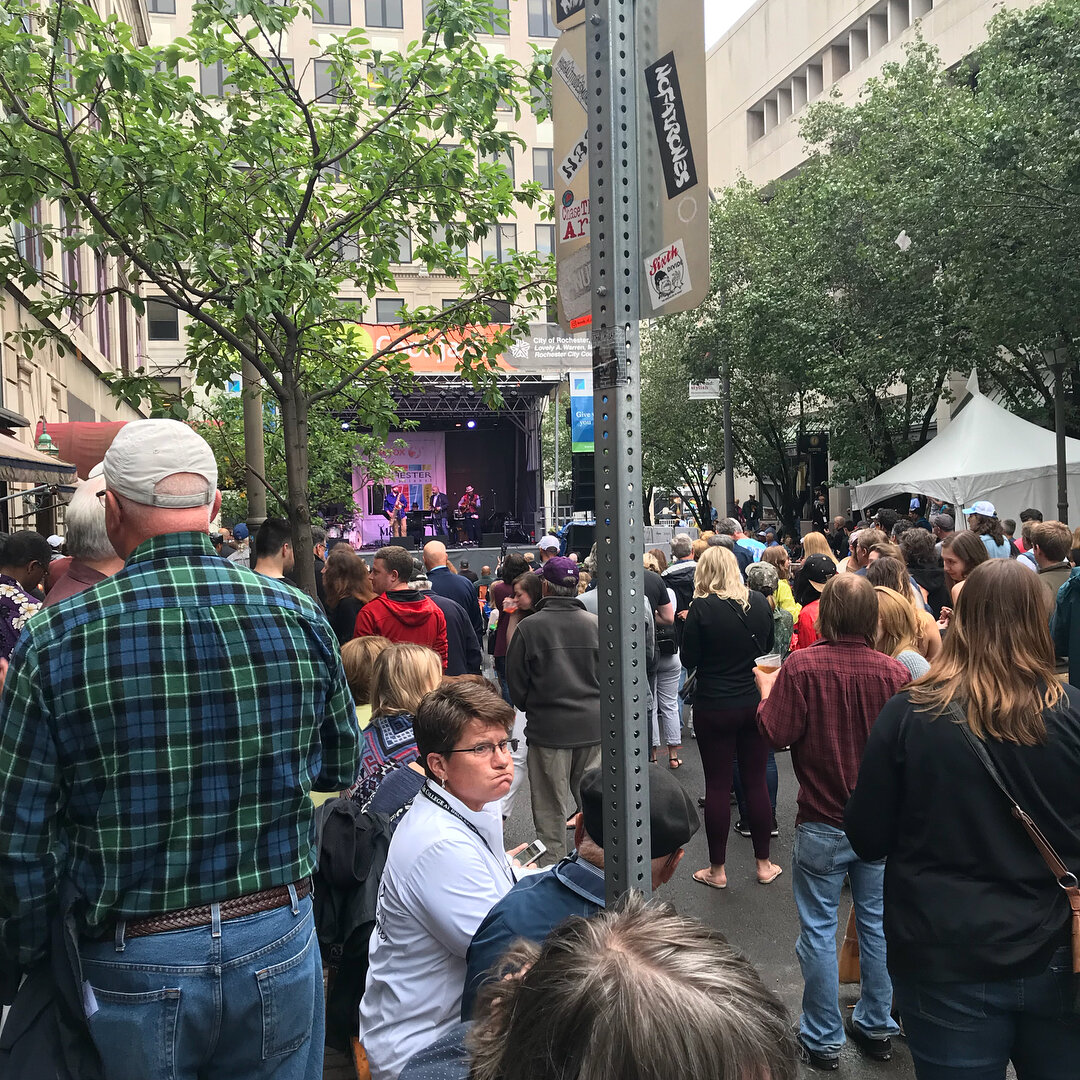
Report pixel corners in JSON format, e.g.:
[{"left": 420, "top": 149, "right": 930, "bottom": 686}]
[
  {"left": 483, "top": 532, "right": 505, "bottom": 548},
  {"left": 567, "top": 524, "right": 595, "bottom": 554},
  {"left": 392, "top": 535, "right": 416, "bottom": 551}
]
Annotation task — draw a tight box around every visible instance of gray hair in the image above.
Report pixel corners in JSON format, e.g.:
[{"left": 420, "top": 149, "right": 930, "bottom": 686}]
[
  {"left": 310, "top": 525, "right": 327, "bottom": 545},
  {"left": 707, "top": 533, "right": 734, "bottom": 550},
  {"left": 64, "top": 481, "right": 118, "bottom": 562},
  {"left": 670, "top": 533, "right": 693, "bottom": 559},
  {"left": 716, "top": 517, "right": 740, "bottom": 536},
  {"left": 468, "top": 891, "right": 798, "bottom": 1080}
]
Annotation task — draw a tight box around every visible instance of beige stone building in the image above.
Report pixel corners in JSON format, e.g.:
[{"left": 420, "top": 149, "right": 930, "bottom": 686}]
[
  {"left": 144, "top": 0, "right": 559, "bottom": 378},
  {"left": 707, "top": 0, "right": 1040, "bottom": 191},
  {"left": 0, "top": 0, "right": 148, "bottom": 529}
]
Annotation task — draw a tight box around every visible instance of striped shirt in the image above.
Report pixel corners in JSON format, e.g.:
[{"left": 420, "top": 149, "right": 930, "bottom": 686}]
[{"left": 0, "top": 531, "right": 359, "bottom": 966}]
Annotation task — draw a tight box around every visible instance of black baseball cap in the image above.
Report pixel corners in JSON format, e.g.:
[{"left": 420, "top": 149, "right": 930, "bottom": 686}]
[{"left": 579, "top": 765, "right": 700, "bottom": 858}]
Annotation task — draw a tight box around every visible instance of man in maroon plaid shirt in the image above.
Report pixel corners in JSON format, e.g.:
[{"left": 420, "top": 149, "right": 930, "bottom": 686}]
[{"left": 756, "top": 574, "right": 910, "bottom": 1071}]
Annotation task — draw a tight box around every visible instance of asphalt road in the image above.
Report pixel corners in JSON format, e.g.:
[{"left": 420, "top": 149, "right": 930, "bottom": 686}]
[{"left": 502, "top": 724, "right": 919, "bottom": 1080}]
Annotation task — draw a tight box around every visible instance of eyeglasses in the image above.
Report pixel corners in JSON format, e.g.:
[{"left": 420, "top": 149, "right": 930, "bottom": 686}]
[{"left": 441, "top": 738, "right": 519, "bottom": 759}]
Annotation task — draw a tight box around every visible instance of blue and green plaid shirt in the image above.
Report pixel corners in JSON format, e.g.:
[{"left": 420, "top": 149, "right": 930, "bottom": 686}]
[{"left": 0, "top": 531, "right": 360, "bottom": 965}]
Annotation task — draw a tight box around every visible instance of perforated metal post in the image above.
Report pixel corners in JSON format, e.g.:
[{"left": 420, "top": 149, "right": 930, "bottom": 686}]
[{"left": 588, "top": 0, "right": 650, "bottom": 904}]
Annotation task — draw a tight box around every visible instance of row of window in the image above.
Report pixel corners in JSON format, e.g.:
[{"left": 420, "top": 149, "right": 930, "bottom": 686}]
[
  {"left": 145, "top": 222, "right": 553, "bottom": 340},
  {"left": 149, "top": 0, "right": 558, "bottom": 35},
  {"left": 747, "top": 0, "right": 935, "bottom": 144}
]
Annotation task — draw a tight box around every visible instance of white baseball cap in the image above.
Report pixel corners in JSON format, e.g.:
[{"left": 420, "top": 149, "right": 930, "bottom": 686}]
[
  {"left": 538, "top": 534, "right": 560, "bottom": 551},
  {"left": 962, "top": 500, "right": 997, "bottom": 518},
  {"left": 103, "top": 419, "right": 217, "bottom": 508}
]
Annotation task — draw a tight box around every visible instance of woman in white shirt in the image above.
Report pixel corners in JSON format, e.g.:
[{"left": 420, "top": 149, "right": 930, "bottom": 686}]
[{"left": 360, "top": 681, "right": 521, "bottom": 1080}]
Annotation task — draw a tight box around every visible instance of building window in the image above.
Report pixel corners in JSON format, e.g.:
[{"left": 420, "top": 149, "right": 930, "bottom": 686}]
[
  {"left": 481, "top": 149, "right": 514, "bottom": 185},
  {"left": 527, "top": 0, "right": 557, "bottom": 37},
  {"left": 147, "top": 0, "right": 175, "bottom": 12},
  {"left": 530, "top": 83, "right": 551, "bottom": 118},
  {"left": 312, "top": 0, "right": 350, "bottom": 24},
  {"left": 532, "top": 148, "right": 554, "bottom": 190},
  {"left": 314, "top": 59, "right": 343, "bottom": 102},
  {"left": 12, "top": 203, "right": 43, "bottom": 273},
  {"left": 535, "top": 224, "right": 555, "bottom": 258},
  {"left": 486, "top": 300, "right": 511, "bottom": 322},
  {"left": 375, "top": 298, "right": 405, "bottom": 323},
  {"left": 394, "top": 231, "right": 412, "bottom": 264},
  {"left": 147, "top": 298, "right": 180, "bottom": 340},
  {"left": 364, "top": 0, "right": 402, "bottom": 28},
  {"left": 484, "top": 0, "right": 509, "bottom": 34},
  {"left": 95, "top": 252, "right": 111, "bottom": 359},
  {"left": 200, "top": 61, "right": 233, "bottom": 97},
  {"left": 481, "top": 223, "right": 517, "bottom": 263},
  {"left": 337, "top": 234, "right": 360, "bottom": 261}
]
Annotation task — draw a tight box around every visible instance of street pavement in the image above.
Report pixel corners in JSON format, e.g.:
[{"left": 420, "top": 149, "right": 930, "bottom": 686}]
[{"left": 502, "top": 728, "right": 919, "bottom": 1080}]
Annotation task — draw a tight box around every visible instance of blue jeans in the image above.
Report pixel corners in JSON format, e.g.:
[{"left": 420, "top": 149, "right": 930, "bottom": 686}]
[
  {"left": 792, "top": 822, "right": 898, "bottom": 1055},
  {"left": 893, "top": 946, "right": 1080, "bottom": 1079},
  {"left": 79, "top": 889, "right": 323, "bottom": 1080}
]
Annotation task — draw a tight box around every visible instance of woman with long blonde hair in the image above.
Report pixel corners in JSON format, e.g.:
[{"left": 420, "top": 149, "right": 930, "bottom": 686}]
[
  {"left": 800, "top": 531, "right": 837, "bottom": 564},
  {"left": 846, "top": 560, "right": 1080, "bottom": 1077},
  {"left": 681, "top": 546, "right": 781, "bottom": 890},
  {"left": 872, "top": 586, "right": 930, "bottom": 680}
]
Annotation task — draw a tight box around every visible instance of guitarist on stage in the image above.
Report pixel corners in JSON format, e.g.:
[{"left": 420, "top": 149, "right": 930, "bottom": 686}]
[
  {"left": 457, "top": 486, "right": 482, "bottom": 545},
  {"left": 383, "top": 484, "right": 409, "bottom": 538},
  {"left": 430, "top": 485, "right": 449, "bottom": 538}
]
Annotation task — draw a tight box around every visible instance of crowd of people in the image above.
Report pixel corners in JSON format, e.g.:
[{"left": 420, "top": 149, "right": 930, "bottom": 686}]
[{"left": 1, "top": 434, "right": 1079, "bottom": 1080}]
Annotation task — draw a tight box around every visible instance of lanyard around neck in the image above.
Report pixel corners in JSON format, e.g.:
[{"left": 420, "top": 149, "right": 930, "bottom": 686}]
[{"left": 421, "top": 785, "right": 515, "bottom": 885}]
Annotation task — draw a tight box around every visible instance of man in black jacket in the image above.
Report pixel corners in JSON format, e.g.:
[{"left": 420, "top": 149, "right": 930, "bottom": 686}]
[
  {"left": 411, "top": 562, "right": 481, "bottom": 676},
  {"left": 506, "top": 557, "right": 600, "bottom": 866}
]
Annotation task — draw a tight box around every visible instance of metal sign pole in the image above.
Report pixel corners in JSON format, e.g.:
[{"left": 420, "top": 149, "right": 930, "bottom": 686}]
[{"left": 589, "top": 0, "right": 651, "bottom": 904}]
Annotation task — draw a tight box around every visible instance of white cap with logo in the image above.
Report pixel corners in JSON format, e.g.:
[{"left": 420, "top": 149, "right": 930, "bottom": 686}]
[
  {"left": 103, "top": 419, "right": 217, "bottom": 508},
  {"left": 538, "top": 534, "right": 560, "bottom": 551}
]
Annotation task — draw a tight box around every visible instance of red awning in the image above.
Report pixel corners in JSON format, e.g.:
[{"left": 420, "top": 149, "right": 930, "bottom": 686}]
[{"left": 34, "top": 421, "right": 128, "bottom": 480}]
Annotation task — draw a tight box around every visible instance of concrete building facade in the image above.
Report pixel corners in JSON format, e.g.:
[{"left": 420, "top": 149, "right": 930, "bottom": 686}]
[{"left": 707, "top": 0, "right": 1040, "bottom": 191}]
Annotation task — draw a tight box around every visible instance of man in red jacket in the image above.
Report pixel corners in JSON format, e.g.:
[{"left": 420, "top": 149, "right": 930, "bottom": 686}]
[{"left": 354, "top": 545, "right": 448, "bottom": 669}]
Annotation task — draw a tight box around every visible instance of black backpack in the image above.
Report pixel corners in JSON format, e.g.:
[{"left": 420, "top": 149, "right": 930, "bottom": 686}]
[{"left": 312, "top": 797, "right": 393, "bottom": 1052}]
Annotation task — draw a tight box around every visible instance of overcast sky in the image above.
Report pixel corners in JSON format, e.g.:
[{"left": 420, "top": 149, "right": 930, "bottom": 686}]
[{"left": 705, "top": 0, "right": 758, "bottom": 47}]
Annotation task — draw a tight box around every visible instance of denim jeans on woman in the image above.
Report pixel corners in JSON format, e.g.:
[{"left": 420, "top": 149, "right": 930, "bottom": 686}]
[
  {"left": 78, "top": 889, "right": 323, "bottom": 1080},
  {"left": 893, "top": 945, "right": 1080, "bottom": 1080},
  {"left": 792, "top": 822, "right": 898, "bottom": 1056}
]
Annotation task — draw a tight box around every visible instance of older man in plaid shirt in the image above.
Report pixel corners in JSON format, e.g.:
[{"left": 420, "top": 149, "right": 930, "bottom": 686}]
[{"left": 0, "top": 419, "right": 359, "bottom": 1080}]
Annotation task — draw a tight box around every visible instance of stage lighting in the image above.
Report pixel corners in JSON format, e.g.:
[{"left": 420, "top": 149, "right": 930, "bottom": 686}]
[{"left": 467, "top": 419, "right": 476, "bottom": 429}]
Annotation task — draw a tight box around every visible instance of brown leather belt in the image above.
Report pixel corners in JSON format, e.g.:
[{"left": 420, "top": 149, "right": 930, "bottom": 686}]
[{"left": 123, "top": 879, "right": 312, "bottom": 940}]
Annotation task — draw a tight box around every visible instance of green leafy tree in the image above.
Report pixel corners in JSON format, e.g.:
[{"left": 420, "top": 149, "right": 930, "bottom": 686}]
[{"left": 0, "top": 0, "right": 552, "bottom": 593}]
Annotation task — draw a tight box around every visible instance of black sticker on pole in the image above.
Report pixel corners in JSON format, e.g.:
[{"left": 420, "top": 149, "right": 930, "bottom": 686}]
[
  {"left": 644, "top": 51, "right": 699, "bottom": 200},
  {"left": 554, "top": 0, "right": 585, "bottom": 25}
]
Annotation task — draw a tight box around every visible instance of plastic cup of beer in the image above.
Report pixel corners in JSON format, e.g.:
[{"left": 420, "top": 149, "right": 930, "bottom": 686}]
[{"left": 755, "top": 653, "right": 782, "bottom": 674}]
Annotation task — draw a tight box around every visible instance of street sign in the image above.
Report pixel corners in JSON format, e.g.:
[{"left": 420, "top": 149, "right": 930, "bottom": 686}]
[
  {"left": 688, "top": 379, "right": 722, "bottom": 400},
  {"left": 636, "top": 0, "right": 710, "bottom": 316},
  {"left": 552, "top": 25, "right": 592, "bottom": 333},
  {"left": 550, "top": 0, "right": 585, "bottom": 32}
]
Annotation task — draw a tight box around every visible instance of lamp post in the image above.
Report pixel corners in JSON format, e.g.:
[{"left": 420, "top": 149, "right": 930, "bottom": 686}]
[{"left": 1043, "top": 342, "right": 1070, "bottom": 524}]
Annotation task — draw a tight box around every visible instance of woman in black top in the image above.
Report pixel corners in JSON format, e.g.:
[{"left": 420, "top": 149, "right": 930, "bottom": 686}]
[
  {"left": 846, "top": 559, "right": 1080, "bottom": 1078},
  {"left": 681, "top": 545, "right": 782, "bottom": 889},
  {"left": 322, "top": 544, "right": 376, "bottom": 645}
]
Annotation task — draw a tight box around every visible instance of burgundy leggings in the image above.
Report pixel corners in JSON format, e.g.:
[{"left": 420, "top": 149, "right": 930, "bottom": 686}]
[{"left": 693, "top": 702, "right": 773, "bottom": 864}]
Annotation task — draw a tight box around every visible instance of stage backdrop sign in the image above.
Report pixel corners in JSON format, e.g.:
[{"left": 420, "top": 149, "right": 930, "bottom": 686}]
[
  {"left": 353, "top": 432, "right": 446, "bottom": 546},
  {"left": 569, "top": 370, "right": 594, "bottom": 453}
]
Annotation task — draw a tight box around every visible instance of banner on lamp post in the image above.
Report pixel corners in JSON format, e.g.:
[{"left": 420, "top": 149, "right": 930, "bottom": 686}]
[
  {"left": 569, "top": 369, "right": 594, "bottom": 452},
  {"left": 552, "top": 24, "right": 592, "bottom": 333}
]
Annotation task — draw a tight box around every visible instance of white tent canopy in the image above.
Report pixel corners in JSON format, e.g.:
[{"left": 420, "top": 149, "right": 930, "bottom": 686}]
[{"left": 853, "top": 389, "right": 1080, "bottom": 525}]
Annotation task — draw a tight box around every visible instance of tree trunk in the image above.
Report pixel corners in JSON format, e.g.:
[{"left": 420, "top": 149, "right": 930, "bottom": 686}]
[{"left": 279, "top": 371, "right": 317, "bottom": 600}]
